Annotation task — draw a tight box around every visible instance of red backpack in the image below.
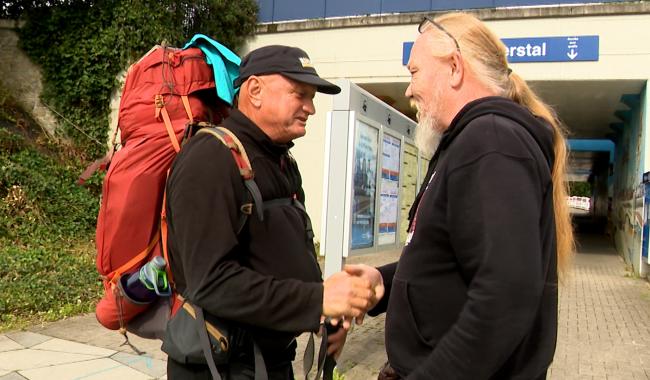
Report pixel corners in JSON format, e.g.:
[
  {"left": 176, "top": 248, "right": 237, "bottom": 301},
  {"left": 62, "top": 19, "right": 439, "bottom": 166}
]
[{"left": 93, "top": 43, "right": 241, "bottom": 339}]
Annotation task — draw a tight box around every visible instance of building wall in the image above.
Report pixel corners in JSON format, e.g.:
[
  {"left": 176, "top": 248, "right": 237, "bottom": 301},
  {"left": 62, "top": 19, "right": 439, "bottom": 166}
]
[
  {"left": 243, "top": 10, "right": 650, "bottom": 244},
  {"left": 642, "top": 85, "right": 650, "bottom": 274},
  {"left": 248, "top": 13, "right": 650, "bottom": 86},
  {"left": 256, "top": 0, "right": 629, "bottom": 22},
  {"left": 645, "top": 85, "right": 650, "bottom": 176},
  {"left": 612, "top": 86, "right": 646, "bottom": 275}
]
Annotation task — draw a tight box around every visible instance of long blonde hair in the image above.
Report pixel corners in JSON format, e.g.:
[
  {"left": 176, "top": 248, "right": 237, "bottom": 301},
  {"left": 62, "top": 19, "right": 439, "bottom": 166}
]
[{"left": 427, "top": 12, "right": 574, "bottom": 278}]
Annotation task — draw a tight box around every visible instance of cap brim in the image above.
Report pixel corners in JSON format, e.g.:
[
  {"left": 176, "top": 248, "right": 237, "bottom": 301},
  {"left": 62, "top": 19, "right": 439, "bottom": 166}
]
[{"left": 282, "top": 72, "right": 341, "bottom": 95}]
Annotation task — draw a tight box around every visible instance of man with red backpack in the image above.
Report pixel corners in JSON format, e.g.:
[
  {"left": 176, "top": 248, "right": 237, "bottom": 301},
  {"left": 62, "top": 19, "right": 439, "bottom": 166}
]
[{"left": 163, "top": 45, "right": 381, "bottom": 379}]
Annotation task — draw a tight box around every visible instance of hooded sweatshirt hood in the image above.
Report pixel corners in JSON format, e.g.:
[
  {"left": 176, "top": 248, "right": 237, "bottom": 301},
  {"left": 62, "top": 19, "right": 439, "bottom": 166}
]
[
  {"left": 444, "top": 96, "right": 555, "bottom": 167},
  {"left": 409, "top": 96, "right": 556, "bottom": 224}
]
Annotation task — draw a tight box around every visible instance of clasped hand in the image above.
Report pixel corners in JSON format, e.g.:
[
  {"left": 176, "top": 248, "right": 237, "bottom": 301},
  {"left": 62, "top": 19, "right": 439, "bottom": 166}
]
[{"left": 322, "top": 264, "right": 384, "bottom": 330}]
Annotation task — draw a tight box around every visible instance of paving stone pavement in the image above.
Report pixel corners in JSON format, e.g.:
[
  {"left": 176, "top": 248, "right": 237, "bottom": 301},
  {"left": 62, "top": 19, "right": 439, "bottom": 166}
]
[
  {"left": 548, "top": 234, "right": 650, "bottom": 380},
  {"left": 2, "top": 233, "right": 650, "bottom": 379}
]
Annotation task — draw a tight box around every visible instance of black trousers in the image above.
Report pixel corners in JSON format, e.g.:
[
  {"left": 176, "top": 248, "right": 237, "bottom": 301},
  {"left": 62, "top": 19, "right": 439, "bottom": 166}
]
[{"left": 167, "top": 357, "right": 294, "bottom": 380}]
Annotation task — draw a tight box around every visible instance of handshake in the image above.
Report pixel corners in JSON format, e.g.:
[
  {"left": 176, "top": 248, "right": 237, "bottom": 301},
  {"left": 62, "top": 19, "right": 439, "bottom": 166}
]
[{"left": 322, "top": 264, "right": 384, "bottom": 329}]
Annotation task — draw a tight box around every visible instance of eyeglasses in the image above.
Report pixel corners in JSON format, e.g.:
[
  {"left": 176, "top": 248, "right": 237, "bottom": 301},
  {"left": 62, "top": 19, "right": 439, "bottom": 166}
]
[{"left": 418, "top": 16, "right": 460, "bottom": 52}]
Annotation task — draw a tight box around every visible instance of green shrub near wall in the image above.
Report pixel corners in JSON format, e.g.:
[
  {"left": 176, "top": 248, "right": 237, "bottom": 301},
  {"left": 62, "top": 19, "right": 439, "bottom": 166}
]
[
  {"left": 18, "top": 0, "right": 258, "bottom": 158},
  {"left": 0, "top": 123, "right": 103, "bottom": 331}
]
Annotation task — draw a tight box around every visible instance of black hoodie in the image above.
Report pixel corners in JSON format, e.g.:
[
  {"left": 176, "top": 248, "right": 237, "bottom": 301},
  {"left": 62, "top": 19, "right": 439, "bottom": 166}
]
[{"left": 371, "top": 97, "right": 558, "bottom": 379}]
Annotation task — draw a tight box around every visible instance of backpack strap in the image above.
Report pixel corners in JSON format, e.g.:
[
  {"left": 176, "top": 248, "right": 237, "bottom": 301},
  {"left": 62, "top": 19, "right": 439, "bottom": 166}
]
[
  {"left": 197, "top": 126, "right": 264, "bottom": 222},
  {"left": 161, "top": 174, "right": 174, "bottom": 287},
  {"left": 105, "top": 230, "right": 160, "bottom": 285},
  {"left": 154, "top": 94, "right": 182, "bottom": 153},
  {"left": 77, "top": 116, "right": 121, "bottom": 185},
  {"left": 302, "top": 322, "right": 337, "bottom": 380},
  {"left": 194, "top": 302, "right": 268, "bottom": 380},
  {"left": 262, "top": 198, "right": 314, "bottom": 241},
  {"left": 181, "top": 95, "right": 194, "bottom": 123},
  {"left": 195, "top": 304, "right": 223, "bottom": 380}
]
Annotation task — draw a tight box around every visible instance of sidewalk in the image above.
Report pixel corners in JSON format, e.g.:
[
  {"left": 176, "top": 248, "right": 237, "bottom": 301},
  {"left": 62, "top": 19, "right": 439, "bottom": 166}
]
[
  {"left": 0, "top": 250, "right": 399, "bottom": 380},
  {"left": 2, "top": 235, "right": 650, "bottom": 379},
  {"left": 549, "top": 234, "right": 650, "bottom": 379},
  {"left": 0, "top": 320, "right": 167, "bottom": 379}
]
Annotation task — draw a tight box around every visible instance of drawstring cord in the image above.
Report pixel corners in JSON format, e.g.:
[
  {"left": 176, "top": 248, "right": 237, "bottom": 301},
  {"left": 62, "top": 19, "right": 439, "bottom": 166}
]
[{"left": 114, "top": 284, "right": 145, "bottom": 355}]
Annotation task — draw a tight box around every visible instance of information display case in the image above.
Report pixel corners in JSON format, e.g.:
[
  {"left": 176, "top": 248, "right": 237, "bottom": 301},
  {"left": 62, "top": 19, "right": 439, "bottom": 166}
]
[{"left": 321, "top": 80, "right": 430, "bottom": 276}]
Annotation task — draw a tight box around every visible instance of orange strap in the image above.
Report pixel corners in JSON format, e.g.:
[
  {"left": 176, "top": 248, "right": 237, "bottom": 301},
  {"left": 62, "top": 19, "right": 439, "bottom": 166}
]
[
  {"left": 106, "top": 230, "right": 160, "bottom": 284},
  {"left": 160, "top": 106, "right": 181, "bottom": 153},
  {"left": 155, "top": 94, "right": 181, "bottom": 153},
  {"left": 161, "top": 170, "right": 174, "bottom": 286},
  {"left": 181, "top": 95, "right": 193, "bottom": 123}
]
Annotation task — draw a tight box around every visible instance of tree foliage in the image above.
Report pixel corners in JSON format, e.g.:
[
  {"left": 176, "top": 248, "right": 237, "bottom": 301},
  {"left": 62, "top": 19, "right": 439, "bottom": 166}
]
[
  {"left": 1, "top": 1, "right": 77, "bottom": 19},
  {"left": 15, "top": 0, "right": 258, "bottom": 158},
  {"left": 569, "top": 181, "right": 592, "bottom": 197}
]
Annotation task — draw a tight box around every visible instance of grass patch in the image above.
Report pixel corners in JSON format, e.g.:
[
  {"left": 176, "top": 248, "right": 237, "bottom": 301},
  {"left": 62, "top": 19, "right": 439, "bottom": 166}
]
[{"left": 0, "top": 240, "right": 102, "bottom": 332}]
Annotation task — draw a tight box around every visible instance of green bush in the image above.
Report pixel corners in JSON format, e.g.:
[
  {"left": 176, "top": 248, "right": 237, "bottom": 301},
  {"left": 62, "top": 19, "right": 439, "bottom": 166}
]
[
  {"left": 569, "top": 181, "right": 592, "bottom": 198},
  {"left": 0, "top": 129, "right": 102, "bottom": 331},
  {"left": 0, "top": 134, "right": 100, "bottom": 242}
]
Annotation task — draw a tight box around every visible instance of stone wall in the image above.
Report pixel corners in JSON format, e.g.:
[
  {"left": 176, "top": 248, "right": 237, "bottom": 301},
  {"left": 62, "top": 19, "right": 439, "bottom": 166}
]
[
  {"left": 0, "top": 19, "right": 58, "bottom": 136},
  {"left": 107, "top": 73, "right": 123, "bottom": 150}
]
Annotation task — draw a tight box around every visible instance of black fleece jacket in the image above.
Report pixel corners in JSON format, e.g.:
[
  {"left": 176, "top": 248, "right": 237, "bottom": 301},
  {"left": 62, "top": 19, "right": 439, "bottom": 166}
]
[
  {"left": 165, "top": 109, "right": 323, "bottom": 364},
  {"left": 370, "top": 97, "right": 558, "bottom": 379}
]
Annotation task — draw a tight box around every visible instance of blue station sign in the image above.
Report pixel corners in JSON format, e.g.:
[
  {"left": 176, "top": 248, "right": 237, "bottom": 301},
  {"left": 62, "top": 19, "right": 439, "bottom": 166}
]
[
  {"left": 402, "top": 35, "right": 599, "bottom": 65},
  {"left": 502, "top": 36, "right": 599, "bottom": 62}
]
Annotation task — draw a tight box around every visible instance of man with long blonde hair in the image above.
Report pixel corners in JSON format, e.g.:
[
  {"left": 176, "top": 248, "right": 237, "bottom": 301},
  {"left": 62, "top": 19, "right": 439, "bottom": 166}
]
[{"left": 348, "top": 12, "right": 574, "bottom": 379}]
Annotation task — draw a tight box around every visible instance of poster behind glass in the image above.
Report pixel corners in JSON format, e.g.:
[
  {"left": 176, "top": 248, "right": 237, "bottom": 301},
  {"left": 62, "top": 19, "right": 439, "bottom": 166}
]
[
  {"left": 400, "top": 143, "right": 418, "bottom": 244},
  {"left": 379, "top": 134, "right": 401, "bottom": 245},
  {"left": 351, "top": 121, "right": 379, "bottom": 250}
]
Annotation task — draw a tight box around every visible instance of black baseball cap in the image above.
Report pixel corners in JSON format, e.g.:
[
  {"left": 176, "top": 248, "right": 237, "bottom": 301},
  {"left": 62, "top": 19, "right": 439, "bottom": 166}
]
[{"left": 234, "top": 45, "right": 341, "bottom": 94}]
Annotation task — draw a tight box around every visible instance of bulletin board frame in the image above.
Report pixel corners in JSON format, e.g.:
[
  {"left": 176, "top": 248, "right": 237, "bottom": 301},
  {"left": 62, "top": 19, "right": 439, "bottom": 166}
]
[{"left": 321, "top": 79, "right": 427, "bottom": 276}]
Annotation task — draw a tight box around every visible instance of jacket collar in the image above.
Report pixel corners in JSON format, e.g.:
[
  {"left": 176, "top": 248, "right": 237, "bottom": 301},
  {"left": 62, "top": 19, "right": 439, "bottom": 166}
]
[{"left": 223, "top": 109, "right": 294, "bottom": 158}]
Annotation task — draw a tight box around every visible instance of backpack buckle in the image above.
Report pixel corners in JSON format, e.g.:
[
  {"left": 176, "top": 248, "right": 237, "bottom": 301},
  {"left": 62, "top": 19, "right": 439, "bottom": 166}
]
[
  {"left": 240, "top": 203, "right": 253, "bottom": 215},
  {"left": 154, "top": 94, "right": 165, "bottom": 108}
]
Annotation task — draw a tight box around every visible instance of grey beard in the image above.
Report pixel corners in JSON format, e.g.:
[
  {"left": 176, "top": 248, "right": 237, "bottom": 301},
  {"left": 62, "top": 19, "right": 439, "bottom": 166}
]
[{"left": 414, "top": 113, "right": 442, "bottom": 159}]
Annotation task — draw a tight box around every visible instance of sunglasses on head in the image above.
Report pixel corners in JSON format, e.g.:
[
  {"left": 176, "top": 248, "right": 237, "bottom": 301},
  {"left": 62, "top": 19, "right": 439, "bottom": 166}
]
[{"left": 418, "top": 16, "right": 460, "bottom": 52}]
